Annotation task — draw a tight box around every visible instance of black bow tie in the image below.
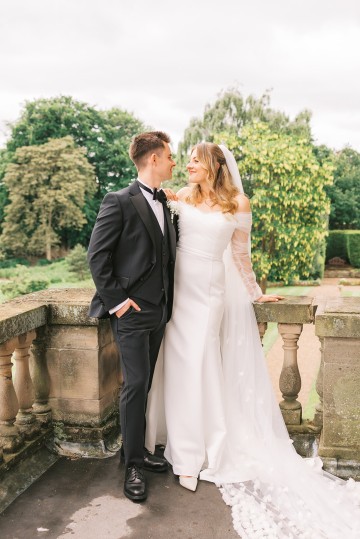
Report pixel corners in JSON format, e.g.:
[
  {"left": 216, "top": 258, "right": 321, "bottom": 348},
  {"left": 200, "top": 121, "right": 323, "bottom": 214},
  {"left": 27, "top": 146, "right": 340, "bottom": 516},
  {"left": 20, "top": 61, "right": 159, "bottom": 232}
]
[
  {"left": 153, "top": 188, "right": 167, "bottom": 203},
  {"left": 137, "top": 181, "right": 167, "bottom": 203}
]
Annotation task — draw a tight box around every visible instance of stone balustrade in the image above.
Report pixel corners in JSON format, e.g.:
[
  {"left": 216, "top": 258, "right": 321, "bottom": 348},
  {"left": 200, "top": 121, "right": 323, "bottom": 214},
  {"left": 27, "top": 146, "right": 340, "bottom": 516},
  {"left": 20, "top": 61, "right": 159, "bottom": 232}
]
[
  {"left": 0, "top": 302, "right": 47, "bottom": 458},
  {"left": 0, "top": 290, "right": 359, "bottom": 485}
]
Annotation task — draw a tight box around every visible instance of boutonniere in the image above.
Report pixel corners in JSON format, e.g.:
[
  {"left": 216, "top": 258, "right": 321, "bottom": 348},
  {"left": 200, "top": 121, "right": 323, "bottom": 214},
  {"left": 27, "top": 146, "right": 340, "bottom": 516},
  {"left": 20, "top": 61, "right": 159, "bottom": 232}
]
[{"left": 166, "top": 200, "right": 180, "bottom": 221}]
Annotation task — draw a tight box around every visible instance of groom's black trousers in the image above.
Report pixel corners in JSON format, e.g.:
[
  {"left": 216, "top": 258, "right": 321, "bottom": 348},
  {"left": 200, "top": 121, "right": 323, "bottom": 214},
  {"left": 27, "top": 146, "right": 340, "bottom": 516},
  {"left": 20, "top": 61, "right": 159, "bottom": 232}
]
[{"left": 110, "top": 298, "right": 167, "bottom": 467}]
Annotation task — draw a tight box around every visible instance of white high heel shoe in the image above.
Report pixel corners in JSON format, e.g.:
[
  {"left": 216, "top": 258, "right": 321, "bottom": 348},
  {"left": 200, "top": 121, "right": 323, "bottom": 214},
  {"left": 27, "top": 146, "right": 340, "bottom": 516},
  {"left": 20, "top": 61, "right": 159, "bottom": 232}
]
[{"left": 179, "top": 476, "right": 198, "bottom": 492}]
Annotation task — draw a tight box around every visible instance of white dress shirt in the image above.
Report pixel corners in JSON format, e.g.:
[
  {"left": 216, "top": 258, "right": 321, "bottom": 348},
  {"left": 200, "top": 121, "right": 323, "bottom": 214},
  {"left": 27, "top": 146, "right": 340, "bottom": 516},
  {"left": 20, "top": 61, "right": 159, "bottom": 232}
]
[{"left": 109, "top": 179, "right": 165, "bottom": 315}]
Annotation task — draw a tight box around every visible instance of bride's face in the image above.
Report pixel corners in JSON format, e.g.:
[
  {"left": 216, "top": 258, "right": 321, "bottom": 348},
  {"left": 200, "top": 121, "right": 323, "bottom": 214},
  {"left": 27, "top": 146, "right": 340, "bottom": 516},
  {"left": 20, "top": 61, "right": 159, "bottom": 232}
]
[{"left": 187, "top": 149, "right": 208, "bottom": 185}]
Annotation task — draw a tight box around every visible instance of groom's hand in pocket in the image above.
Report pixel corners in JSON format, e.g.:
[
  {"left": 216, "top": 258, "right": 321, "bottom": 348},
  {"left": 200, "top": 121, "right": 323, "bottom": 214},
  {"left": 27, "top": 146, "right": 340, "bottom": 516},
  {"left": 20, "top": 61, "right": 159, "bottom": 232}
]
[{"left": 115, "top": 299, "right": 141, "bottom": 318}]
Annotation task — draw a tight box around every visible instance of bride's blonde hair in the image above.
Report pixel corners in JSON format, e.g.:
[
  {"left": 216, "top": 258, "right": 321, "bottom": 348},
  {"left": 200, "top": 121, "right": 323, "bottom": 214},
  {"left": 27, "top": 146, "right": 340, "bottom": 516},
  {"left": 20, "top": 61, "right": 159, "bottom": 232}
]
[{"left": 186, "top": 143, "right": 239, "bottom": 214}]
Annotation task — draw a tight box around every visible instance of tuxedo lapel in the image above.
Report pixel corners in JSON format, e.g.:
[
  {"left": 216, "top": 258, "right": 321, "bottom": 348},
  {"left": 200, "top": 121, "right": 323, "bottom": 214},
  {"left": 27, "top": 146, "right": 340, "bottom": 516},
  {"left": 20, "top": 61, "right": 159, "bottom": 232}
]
[
  {"left": 164, "top": 205, "right": 177, "bottom": 260},
  {"left": 129, "top": 182, "right": 156, "bottom": 249}
]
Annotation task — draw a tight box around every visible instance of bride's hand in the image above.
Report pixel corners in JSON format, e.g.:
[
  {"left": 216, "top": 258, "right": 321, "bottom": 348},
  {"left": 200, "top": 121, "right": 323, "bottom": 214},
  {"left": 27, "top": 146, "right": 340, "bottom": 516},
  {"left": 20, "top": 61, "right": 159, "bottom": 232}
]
[
  {"left": 163, "top": 188, "right": 178, "bottom": 201},
  {"left": 256, "top": 294, "right": 285, "bottom": 303}
]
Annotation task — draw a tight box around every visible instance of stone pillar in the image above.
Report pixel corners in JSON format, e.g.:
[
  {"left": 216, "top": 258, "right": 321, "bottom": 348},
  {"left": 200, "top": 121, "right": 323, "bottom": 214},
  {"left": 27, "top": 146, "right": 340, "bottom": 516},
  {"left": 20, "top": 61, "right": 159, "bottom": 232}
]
[
  {"left": 0, "top": 338, "right": 24, "bottom": 453},
  {"left": 34, "top": 290, "right": 121, "bottom": 458},
  {"left": 278, "top": 323, "right": 303, "bottom": 425},
  {"left": 313, "top": 337, "right": 324, "bottom": 428},
  {"left": 30, "top": 326, "right": 52, "bottom": 425},
  {"left": 13, "top": 331, "right": 40, "bottom": 439},
  {"left": 315, "top": 297, "right": 360, "bottom": 479},
  {"left": 257, "top": 322, "right": 268, "bottom": 343}
]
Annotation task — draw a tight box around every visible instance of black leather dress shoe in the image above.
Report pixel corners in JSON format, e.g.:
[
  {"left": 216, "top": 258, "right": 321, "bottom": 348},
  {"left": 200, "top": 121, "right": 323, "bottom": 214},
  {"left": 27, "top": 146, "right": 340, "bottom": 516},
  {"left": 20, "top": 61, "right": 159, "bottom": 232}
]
[
  {"left": 143, "top": 449, "right": 168, "bottom": 472},
  {"left": 124, "top": 465, "right": 147, "bottom": 502}
]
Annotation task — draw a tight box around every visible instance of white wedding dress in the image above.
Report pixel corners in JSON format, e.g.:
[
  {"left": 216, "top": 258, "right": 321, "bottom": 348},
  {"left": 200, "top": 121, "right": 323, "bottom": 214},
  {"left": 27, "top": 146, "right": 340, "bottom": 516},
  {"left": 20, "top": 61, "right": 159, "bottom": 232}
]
[{"left": 146, "top": 201, "right": 360, "bottom": 539}]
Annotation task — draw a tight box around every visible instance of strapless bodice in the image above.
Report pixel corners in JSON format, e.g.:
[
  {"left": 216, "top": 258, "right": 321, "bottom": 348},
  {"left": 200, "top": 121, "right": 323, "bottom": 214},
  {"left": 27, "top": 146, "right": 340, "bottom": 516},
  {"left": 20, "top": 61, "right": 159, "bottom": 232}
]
[{"left": 176, "top": 202, "right": 237, "bottom": 261}]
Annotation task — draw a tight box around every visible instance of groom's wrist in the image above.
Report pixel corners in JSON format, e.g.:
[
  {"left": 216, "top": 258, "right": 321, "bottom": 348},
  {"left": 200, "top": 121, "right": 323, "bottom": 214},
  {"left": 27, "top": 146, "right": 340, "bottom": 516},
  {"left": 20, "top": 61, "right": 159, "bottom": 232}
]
[{"left": 109, "top": 298, "right": 129, "bottom": 315}]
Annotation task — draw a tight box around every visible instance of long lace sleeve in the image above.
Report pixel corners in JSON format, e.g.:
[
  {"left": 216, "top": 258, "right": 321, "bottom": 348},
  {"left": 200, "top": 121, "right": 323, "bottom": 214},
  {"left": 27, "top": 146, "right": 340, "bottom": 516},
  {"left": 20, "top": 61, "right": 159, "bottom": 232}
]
[{"left": 230, "top": 213, "right": 262, "bottom": 302}]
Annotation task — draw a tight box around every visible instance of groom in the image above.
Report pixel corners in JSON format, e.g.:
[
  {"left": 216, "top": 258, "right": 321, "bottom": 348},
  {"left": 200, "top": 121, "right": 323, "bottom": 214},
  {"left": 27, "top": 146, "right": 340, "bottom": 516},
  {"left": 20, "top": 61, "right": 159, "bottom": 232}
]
[{"left": 88, "top": 131, "right": 176, "bottom": 502}]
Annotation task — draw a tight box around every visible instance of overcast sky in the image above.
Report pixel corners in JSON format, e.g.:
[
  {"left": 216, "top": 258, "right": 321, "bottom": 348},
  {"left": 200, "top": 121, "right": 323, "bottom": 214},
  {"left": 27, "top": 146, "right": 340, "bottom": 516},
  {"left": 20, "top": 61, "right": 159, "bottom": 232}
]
[{"left": 0, "top": 0, "right": 359, "bottom": 151}]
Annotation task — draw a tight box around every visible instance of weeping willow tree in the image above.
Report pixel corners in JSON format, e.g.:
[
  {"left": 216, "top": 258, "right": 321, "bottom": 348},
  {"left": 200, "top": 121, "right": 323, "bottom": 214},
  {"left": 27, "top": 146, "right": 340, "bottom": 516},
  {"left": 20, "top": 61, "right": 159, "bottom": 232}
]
[{"left": 174, "top": 88, "right": 312, "bottom": 187}]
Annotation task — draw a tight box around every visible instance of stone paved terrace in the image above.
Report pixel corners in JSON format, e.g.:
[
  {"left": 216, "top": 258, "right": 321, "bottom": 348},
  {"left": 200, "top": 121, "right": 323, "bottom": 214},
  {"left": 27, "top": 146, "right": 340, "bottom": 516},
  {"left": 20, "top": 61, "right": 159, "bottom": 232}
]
[{"left": 0, "top": 449, "right": 239, "bottom": 539}]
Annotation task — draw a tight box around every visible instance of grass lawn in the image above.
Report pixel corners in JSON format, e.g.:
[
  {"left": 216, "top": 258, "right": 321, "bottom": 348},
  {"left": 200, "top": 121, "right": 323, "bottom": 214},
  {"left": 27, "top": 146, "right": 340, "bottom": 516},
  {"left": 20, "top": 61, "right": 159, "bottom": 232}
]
[
  {"left": 341, "top": 289, "right": 360, "bottom": 297},
  {"left": 266, "top": 285, "right": 312, "bottom": 296},
  {"left": 302, "top": 379, "right": 319, "bottom": 420}
]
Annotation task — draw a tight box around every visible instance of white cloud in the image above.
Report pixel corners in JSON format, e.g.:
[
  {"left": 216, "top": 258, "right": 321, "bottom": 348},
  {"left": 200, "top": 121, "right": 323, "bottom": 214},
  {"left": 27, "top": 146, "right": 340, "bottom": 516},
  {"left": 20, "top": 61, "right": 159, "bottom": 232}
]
[{"left": 0, "top": 0, "right": 359, "bottom": 150}]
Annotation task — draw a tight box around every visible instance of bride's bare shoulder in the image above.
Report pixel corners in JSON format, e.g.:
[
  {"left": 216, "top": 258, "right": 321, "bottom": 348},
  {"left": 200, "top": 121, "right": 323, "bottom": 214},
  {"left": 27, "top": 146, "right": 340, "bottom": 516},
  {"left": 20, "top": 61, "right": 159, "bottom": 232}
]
[
  {"left": 176, "top": 186, "right": 191, "bottom": 201},
  {"left": 235, "top": 193, "right": 251, "bottom": 213}
]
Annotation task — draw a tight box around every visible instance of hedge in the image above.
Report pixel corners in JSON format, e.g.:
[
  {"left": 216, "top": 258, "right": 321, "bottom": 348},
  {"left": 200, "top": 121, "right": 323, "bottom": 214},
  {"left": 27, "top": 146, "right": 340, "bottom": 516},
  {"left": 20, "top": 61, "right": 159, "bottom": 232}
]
[
  {"left": 326, "top": 230, "right": 360, "bottom": 267},
  {"left": 348, "top": 232, "right": 360, "bottom": 268},
  {"left": 308, "top": 238, "right": 326, "bottom": 279}
]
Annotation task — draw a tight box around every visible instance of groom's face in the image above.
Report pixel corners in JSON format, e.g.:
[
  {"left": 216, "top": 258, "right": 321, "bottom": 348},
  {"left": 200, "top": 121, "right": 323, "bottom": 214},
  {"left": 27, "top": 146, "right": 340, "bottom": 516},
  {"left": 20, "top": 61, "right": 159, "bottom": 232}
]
[{"left": 155, "top": 142, "right": 176, "bottom": 181}]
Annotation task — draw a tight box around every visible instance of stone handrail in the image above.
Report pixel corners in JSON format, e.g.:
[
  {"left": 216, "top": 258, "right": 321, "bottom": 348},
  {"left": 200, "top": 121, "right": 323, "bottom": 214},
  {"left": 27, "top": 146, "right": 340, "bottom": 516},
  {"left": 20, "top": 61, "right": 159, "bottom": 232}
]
[{"left": 0, "top": 290, "right": 359, "bottom": 481}]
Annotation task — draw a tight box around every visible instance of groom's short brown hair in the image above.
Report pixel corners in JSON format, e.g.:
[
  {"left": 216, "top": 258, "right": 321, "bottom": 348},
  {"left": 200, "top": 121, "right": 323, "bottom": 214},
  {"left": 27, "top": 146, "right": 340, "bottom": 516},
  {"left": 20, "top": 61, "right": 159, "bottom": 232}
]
[{"left": 129, "top": 131, "right": 171, "bottom": 168}]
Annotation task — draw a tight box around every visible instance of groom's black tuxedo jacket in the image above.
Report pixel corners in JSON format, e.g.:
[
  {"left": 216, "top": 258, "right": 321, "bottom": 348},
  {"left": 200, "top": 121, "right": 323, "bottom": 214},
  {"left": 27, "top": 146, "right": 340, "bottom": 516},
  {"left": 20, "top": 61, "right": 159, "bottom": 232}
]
[{"left": 87, "top": 181, "right": 176, "bottom": 320}]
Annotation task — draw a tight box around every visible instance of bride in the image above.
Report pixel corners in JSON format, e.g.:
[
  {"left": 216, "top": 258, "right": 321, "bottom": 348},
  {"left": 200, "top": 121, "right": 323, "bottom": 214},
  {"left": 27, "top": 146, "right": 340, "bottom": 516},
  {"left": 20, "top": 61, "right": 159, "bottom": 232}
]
[{"left": 146, "top": 142, "right": 360, "bottom": 539}]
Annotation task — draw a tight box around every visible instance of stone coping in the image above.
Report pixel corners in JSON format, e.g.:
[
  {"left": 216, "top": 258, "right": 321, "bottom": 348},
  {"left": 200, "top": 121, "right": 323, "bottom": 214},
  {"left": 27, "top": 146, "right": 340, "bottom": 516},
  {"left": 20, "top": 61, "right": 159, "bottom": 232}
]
[
  {"left": 0, "top": 288, "right": 97, "bottom": 344},
  {"left": 315, "top": 297, "right": 360, "bottom": 338},
  {"left": 0, "top": 303, "right": 47, "bottom": 344},
  {"left": 1, "top": 289, "right": 359, "bottom": 343},
  {"left": 253, "top": 295, "right": 315, "bottom": 324}
]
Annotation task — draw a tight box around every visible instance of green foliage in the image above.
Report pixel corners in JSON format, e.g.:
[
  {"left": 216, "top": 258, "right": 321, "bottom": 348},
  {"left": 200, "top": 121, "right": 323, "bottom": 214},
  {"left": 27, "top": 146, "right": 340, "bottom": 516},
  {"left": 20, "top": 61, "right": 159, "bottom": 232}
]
[
  {"left": 0, "top": 257, "right": 30, "bottom": 268},
  {"left": 0, "top": 265, "right": 49, "bottom": 299},
  {"left": 326, "top": 230, "right": 360, "bottom": 267},
  {"left": 66, "top": 244, "right": 91, "bottom": 280},
  {"left": 175, "top": 88, "right": 313, "bottom": 186},
  {"left": 1, "top": 96, "right": 145, "bottom": 246},
  {"left": 348, "top": 232, "right": 360, "bottom": 267},
  {"left": 326, "top": 231, "right": 349, "bottom": 261},
  {"left": 218, "top": 122, "right": 334, "bottom": 288},
  {"left": 0, "top": 258, "right": 94, "bottom": 302},
  {"left": 0, "top": 136, "right": 96, "bottom": 260},
  {"left": 308, "top": 238, "right": 327, "bottom": 279},
  {"left": 326, "top": 148, "right": 360, "bottom": 230},
  {"left": 36, "top": 258, "right": 53, "bottom": 266},
  {"left": 0, "top": 148, "right": 12, "bottom": 235}
]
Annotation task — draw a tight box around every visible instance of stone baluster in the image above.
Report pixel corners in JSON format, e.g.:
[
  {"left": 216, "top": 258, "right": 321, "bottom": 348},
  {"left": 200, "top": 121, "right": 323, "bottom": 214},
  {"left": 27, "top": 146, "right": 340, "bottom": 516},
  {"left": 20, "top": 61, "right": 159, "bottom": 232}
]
[
  {"left": 0, "top": 338, "right": 24, "bottom": 453},
  {"left": 30, "top": 326, "right": 52, "bottom": 425},
  {"left": 257, "top": 322, "right": 268, "bottom": 343},
  {"left": 13, "top": 331, "right": 40, "bottom": 439},
  {"left": 278, "top": 323, "right": 303, "bottom": 425},
  {"left": 313, "top": 337, "right": 324, "bottom": 428}
]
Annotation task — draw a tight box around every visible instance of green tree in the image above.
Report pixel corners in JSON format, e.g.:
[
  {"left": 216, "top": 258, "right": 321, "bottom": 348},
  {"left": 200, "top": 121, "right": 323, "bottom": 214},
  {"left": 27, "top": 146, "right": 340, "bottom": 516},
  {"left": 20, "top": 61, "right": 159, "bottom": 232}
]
[
  {"left": 66, "top": 244, "right": 91, "bottom": 280},
  {"left": 175, "top": 88, "right": 312, "bottom": 185},
  {"left": 326, "top": 147, "right": 360, "bottom": 230},
  {"left": 218, "top": 123, "right": 334, "bottom": 290},
  {"left": 0, "top": 148, "right": 12, "bottom": 234},
  {"left": 2, "top": 96, "right": 145, "bottom": 245},
  {"left": 1, "top": 137, "right": 96, "bottom": 260}
]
